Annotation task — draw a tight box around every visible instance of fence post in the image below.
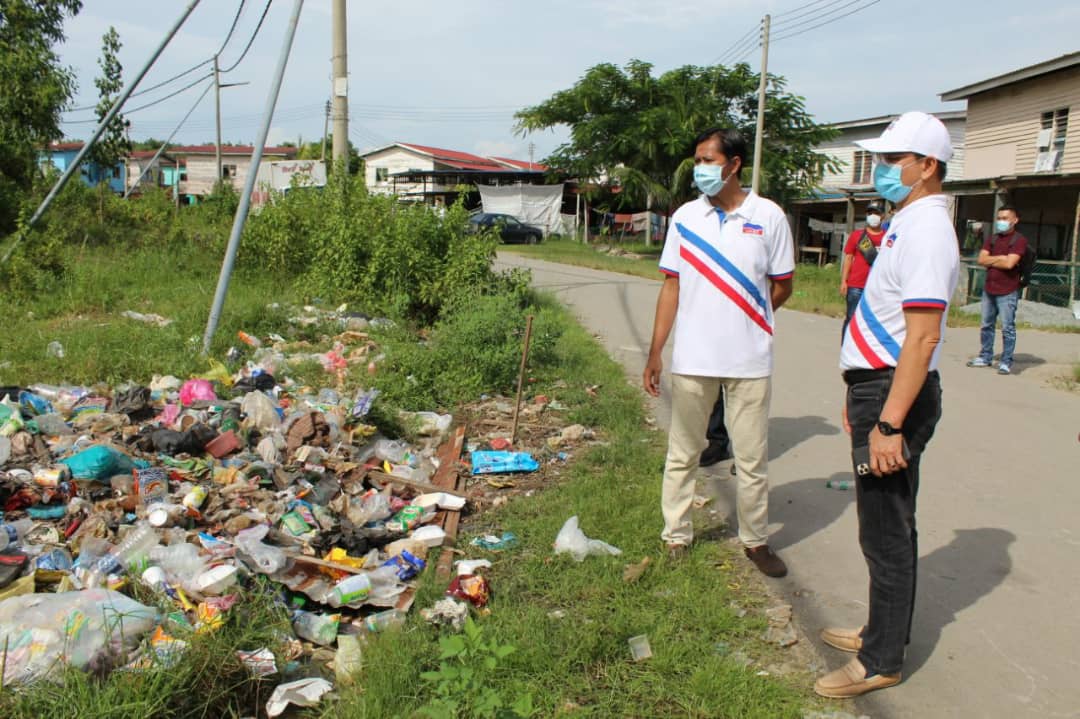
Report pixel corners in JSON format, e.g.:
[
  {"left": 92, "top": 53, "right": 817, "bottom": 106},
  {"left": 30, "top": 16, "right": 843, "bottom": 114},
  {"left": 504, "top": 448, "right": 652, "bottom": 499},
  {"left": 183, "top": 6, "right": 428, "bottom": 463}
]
[{"left": 1070, "top": 190, "right": 1079, "bottom": 307}]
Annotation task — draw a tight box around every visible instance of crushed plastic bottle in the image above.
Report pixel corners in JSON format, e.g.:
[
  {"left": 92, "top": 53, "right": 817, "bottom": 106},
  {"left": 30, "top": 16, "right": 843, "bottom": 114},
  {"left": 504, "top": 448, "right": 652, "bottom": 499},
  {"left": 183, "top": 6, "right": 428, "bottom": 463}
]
[
  {"left": 90, "top": 524, "right": 159, "bottom": 584},
  {"left": 364, "top": 608, "right": 405, "bottom": 633},
  {"left": 825, "top": 480, "right": 853, "bottom": 491},
  {"left": 0, "top": 519, "right": 33, "bottom": 551},
  {"left": 46, "top": 341, "right": 65, "bottom": 358}
]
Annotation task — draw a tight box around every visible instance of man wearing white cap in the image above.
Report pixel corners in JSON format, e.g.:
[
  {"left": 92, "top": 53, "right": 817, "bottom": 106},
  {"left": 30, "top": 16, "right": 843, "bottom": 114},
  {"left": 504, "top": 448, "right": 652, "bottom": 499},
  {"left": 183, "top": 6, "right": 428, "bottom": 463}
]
[{"left": 815, "top": 112, "right": 959, "bottom": 698}]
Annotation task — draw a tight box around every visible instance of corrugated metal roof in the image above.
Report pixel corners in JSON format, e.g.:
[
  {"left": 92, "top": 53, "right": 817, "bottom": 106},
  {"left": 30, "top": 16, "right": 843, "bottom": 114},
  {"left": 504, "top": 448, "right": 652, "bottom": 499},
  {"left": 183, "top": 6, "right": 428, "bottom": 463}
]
[{"left": 940, "top": 51, "right": 1080, "bottom": 101}]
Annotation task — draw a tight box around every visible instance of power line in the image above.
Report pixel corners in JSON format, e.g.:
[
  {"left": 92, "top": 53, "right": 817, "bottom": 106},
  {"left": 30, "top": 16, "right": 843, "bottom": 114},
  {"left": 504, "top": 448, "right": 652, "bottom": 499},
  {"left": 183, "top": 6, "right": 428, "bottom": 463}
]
[
  {"left": 772, "top": 0, "right": 883, "bottom": 41},
  {"left": 219, "top": 0, "right": 272, "bottom": 73},
  {"left": 712, "top": 22, "right": 760, "bottom": 65},
  {"left": 215, "top": 1, "right": 247, "bottom": 56},
  {"left": 123, "top": 73, "right": 214, "bottom": 114},
  {"left": 64, "top": 1, "right": 246, "bottom": 114},
  {"left": 777, "top": 0, "right": 842, "bottom": 16},
  {"left": 773, "top": 0, "right": 846, "bottom": 23},
  {"left": 64, "top": 59, "right": 212, "bottom": 112}
]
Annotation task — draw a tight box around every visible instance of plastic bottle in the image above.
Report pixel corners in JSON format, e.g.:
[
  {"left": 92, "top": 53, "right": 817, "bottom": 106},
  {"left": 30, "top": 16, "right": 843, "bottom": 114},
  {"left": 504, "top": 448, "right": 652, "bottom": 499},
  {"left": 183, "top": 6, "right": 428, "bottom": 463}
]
[
  {"left": 363, "top": 608, "right": 405, "bottom": 633},
  {"left": 92, "top": 524, "right": 159, "bottom": 578},
  {"left": 826, "top": 480, "right": 853, "bottom": 491},
  {"left": 326, "top": 573, "right": 372, "bottom": 608},
  {"left": 293, "top": 610, "right": 340, "bottom": 646},
  {"left": 0, "top": 519, "right": 33, "bottom": 551},
  {"left": 335, "top": 634, "right": 363, "bottom": 684}
]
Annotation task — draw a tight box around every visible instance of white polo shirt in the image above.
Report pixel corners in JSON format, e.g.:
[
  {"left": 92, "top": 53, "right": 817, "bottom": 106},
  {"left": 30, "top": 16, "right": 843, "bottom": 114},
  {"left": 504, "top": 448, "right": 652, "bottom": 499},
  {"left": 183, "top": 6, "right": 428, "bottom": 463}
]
[
  {"left": 659, "top": 192, "right": 795, "bottom": 378},
  {"left": 840, "top": 194, "right": 959, "bottom": 371}
]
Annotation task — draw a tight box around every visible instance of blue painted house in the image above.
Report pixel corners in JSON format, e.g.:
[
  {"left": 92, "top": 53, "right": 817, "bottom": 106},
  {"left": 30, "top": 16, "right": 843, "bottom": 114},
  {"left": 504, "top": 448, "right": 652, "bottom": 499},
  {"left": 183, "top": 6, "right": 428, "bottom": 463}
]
[{"left": 41, "top": 141, "right": 126, "bottom": 194}]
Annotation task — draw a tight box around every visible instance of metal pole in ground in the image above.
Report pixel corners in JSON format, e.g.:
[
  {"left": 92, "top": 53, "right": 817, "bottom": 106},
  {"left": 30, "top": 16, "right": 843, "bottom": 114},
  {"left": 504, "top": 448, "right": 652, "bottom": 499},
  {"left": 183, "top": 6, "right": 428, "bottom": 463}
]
[
  {"left": 0, "top": 0, "right": 202, "bottom": 265},
  {"left": 510, "top": 315, "right": 535, "bottom": 446},
  {"left": 1070, "top": 190, "right": 1080, "bottom": 308},
  {"left": 201, "top": 0, "right": 305, "bottom": 355}
]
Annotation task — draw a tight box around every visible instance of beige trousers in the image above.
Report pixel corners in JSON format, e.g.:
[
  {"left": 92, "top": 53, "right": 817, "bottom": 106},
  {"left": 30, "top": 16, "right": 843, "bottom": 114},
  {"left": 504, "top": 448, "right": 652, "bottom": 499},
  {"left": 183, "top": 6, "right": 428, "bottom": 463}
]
[{"left": 661, "top": 374, "right": 772, "bottom": 548}]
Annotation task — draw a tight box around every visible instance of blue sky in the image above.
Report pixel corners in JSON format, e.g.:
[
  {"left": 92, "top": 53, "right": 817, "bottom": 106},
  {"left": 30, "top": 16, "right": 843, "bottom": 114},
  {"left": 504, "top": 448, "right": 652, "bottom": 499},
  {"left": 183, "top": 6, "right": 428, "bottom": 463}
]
[{"left": 57, "top": 0, "right": 1079, "bottom": 162}]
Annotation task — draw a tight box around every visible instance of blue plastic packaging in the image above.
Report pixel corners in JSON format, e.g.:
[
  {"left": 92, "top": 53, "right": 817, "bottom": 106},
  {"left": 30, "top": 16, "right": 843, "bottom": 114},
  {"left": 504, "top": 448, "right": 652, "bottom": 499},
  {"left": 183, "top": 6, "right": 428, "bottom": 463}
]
[{"left": 470, "top": 451, "right": 539, "bottom": 475}]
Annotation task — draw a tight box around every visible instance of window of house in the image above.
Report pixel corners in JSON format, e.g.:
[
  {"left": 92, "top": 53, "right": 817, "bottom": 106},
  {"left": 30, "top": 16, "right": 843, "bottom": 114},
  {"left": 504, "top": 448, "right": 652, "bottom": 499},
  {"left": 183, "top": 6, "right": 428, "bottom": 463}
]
[
  {"left": 1036, "top": 109, "right": 1068, "bottom": 172},
  {"left": 852, "top": 150, "right": 873, "bottom": 184},
  {"left": 222, "top": 164, "right": 238, "bottom": 179},
  {"left": 374, "top": 167, "right": 388, "bottom": 182}
]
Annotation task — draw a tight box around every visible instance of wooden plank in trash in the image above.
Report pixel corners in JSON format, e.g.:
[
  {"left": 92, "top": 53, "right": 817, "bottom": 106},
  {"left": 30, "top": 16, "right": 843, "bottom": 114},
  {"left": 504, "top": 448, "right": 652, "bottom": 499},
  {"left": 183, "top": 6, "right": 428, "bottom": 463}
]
[{"left": 366, "top": 469, "right": 467, "bottom": 499}]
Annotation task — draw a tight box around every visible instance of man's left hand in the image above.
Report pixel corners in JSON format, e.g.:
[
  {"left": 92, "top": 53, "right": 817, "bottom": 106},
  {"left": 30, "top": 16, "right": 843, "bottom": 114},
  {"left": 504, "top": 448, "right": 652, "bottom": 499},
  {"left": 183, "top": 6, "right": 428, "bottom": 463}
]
[{"left": 868, "top": 426, "right": 907, "bottom": 477}]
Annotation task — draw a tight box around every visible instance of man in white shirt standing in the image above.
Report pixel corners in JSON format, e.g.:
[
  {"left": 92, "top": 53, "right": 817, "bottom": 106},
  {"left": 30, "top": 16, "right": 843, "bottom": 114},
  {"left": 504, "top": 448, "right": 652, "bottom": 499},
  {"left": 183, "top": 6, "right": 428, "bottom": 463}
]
[
  {"left": 816, "top": 112, "right": 959, "bottom": 698},
  {"left": 643, "top": 128, "right": 794, "bottom": 578}
]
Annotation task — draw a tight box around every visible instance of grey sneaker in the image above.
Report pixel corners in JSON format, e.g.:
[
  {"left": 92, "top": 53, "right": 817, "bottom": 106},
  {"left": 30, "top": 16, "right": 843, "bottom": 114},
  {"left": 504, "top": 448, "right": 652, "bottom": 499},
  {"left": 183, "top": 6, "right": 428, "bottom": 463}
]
[
  {"left": 997, "top": 364, "right": 1011, "bottom": 375},
  {"left": 966, "top": 357, "right": 991, "bottom": 368}
]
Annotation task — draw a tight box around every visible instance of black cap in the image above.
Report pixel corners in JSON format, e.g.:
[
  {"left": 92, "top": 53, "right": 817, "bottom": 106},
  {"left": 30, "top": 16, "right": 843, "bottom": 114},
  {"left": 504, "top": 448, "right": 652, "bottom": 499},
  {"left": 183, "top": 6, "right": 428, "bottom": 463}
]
[{"left": 866, "top": 201, "right": 885, "bottom": 214}]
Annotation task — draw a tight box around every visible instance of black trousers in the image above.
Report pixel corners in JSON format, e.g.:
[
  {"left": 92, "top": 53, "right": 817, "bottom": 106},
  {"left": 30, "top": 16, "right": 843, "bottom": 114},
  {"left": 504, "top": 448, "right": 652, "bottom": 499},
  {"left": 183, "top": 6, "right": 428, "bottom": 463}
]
[{"left": 844, "top": 368, "right": 942, "bottom": 676}]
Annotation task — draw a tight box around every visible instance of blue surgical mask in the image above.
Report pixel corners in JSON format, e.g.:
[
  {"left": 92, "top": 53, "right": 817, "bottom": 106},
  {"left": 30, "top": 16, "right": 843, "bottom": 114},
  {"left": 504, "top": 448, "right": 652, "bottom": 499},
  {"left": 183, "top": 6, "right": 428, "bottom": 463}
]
[
  {"left": 694, "top": 163, "right": 731, "bottom": 196},
  {"left": 994, "top": 219, "right": 1012, "bottom": 234},
  {"left": 872, "top": 160, "right": 919, "bottom": 204}
]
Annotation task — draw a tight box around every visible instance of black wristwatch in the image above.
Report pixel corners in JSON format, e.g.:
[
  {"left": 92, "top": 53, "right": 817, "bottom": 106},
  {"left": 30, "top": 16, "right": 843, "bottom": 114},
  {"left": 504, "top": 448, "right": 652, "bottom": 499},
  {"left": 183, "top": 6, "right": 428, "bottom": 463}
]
[{"left": 877, "top": 420, "right": 901, "bottom": 436}]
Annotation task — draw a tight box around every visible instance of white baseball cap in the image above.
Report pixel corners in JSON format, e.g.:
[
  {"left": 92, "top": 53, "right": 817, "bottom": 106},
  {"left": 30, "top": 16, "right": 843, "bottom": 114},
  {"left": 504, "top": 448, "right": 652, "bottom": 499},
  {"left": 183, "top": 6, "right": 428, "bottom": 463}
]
[{"left": 855, "top": 111, "right": 954, "bottom": 162}]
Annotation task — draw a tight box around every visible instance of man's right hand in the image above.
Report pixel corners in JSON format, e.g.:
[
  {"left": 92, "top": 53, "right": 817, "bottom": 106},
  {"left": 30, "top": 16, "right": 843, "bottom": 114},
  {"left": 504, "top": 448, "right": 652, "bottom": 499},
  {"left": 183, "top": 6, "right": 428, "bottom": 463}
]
[
  {"left": 643, "top": 355, "right": 663, "bottom": 397},
  {"left": 839, "top": 282, "right": 848, "bottom": 297}
]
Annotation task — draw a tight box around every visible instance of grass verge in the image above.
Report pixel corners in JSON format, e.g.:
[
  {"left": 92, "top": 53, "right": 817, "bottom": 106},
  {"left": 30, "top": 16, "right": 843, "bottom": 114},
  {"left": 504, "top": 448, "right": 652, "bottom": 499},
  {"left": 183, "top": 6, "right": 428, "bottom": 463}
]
[{"left": 332, "top": 300, "right": 822, "bottom": 719}]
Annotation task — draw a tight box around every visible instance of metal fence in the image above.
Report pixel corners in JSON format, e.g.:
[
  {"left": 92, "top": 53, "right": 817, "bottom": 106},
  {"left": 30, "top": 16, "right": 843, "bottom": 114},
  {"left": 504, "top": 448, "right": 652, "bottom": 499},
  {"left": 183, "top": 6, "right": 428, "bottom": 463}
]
[{"left": 960, "top": 260, "right": 1080, "bottom": 308}]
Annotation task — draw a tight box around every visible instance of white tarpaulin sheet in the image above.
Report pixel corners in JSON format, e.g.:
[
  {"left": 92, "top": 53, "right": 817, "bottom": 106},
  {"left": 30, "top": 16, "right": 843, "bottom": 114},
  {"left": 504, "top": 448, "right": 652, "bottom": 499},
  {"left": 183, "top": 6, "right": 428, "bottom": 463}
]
[{"left": 478, "top": 183, "right": 564, "bottom": 236}]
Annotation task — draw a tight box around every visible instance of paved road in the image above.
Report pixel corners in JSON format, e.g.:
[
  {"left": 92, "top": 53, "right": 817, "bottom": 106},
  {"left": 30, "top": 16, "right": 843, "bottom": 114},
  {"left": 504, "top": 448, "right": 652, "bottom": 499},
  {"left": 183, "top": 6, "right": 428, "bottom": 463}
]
[{"left": 497, "top": 254, "right": 1080, "bottom": 719}]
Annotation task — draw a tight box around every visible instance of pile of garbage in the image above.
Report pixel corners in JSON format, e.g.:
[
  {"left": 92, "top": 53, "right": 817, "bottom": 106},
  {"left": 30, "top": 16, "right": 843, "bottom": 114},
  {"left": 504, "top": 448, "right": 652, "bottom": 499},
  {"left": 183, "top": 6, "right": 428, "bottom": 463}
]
[{"left": 0, "top": 333, "right": 492, "bottom": 712}]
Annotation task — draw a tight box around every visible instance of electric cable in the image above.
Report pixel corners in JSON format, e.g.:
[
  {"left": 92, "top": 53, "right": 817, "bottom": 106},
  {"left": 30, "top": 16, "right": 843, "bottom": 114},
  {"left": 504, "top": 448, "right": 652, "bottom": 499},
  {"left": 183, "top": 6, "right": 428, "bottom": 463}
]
[
  {"left": 771, "top": 0, "right": 882, "bottom": 42},
  {"left": 218, "top": 0, "right": 272, "bottom": 73},
  {"left": 772, "top": 0, "right": 850, "bottom": 27},
  {"left": 773, "top": 0, "right": 839, "bottom": 17},
  {"left": 712, "top": 22, "right": 760, "bottom": 65},
  {"left": 215, "top": 0, "right": 247, "bottom": 57},
  {"left": 65, "top": 1, "right": 246, "bottom": 114}
]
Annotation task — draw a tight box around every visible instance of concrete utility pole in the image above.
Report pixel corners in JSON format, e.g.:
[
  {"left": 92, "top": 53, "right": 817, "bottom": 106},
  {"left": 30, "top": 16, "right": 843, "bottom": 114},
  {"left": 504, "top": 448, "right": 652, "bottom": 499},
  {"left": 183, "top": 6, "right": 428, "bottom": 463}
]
[
  {"left": 214, "top": 54, "right": 223, "bottom": 184},
  {"left": 331, "top": 0, "right": 348, "bottom": 169},
  {"left": 751, "top": 13, "right": 770, "bottom": 194},
  {"left": 321, "top": 100, "right": 330, "bottom": 161}
]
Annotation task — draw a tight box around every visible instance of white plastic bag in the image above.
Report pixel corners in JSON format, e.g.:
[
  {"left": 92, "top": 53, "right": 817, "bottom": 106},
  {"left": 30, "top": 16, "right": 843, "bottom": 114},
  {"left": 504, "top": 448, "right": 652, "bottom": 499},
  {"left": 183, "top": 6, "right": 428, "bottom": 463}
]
[
  {"left": 242, "top": 391, "right": 281, "bottom": 432},
  {"left": 0, "top": 590, "right": 157, "bottom": 684},
  {"left": 553, "top": 515, "right": 622, "bottom": 562}
]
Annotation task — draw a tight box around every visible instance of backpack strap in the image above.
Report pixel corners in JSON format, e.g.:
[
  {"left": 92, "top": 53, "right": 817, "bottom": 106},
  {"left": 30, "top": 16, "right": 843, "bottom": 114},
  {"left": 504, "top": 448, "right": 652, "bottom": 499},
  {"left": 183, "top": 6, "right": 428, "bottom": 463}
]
[{"left": 856, "top": 229, "right": 878, "bottom": 266}]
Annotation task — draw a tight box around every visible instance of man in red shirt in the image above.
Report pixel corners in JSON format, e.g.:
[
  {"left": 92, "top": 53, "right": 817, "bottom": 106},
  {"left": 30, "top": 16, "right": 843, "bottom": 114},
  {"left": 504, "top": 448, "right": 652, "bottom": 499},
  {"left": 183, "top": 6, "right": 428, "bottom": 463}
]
[
  {"left": 839, "top": 201, "right": 887, "bottom": 340},
  {"left": 967, "top": 205, "right": 1028, "bottom": 375}
]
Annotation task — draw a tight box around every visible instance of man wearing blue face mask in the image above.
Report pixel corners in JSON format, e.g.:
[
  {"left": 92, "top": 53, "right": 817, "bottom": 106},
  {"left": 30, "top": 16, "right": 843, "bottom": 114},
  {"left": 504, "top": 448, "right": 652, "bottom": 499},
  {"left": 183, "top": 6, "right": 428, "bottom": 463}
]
[
  {"left": 966, "top": 205, "right": 1028, "bottom": 374},
  {"left": 816, "top": 112, "right": 959, "bottom": 698},
  {"left": 643, "top": 127, "right": 794, "bottom": 578}
]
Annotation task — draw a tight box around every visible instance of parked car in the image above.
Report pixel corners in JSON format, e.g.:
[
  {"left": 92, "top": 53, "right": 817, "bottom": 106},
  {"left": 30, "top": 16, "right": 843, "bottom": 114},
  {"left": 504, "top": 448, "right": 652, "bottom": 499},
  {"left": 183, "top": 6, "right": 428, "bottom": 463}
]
[{"left": 467, "top": 213, "right": 543, "bottom": 244}]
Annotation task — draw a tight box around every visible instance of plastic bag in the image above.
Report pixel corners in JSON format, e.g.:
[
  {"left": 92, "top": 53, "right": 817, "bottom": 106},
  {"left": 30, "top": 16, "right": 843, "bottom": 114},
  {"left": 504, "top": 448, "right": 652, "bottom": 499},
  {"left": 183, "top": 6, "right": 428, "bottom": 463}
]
[
  {"left": 179, "top": 379, "right": 216, "bottom": 406},
  {"left": 0, "top": 589, "right": 157, "bottom": 684},
  {"left": 241, "top": 391, "right": 281, "bottom": 432},
  {"left": 471, "top": 450, "right": 539, "bottom": 475},
  {"left": 59, "top": 445, "right": 137, "bottom": 480},
  {"left": 553, "top": 515, "right": 622, "bottom": 562}
]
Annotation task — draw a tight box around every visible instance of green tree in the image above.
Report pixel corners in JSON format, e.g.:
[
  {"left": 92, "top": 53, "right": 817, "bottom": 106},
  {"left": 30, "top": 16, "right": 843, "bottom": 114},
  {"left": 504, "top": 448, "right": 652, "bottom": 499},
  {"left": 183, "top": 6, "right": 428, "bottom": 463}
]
[
  {"left": 87, "top": 25, "right": 130, "bottom": 180},
  {"left": 0, "top": 0, "right": 83, "bottom": 233},
  {"left": 515, "top": 59, "right": 838, "bottom": 211}
]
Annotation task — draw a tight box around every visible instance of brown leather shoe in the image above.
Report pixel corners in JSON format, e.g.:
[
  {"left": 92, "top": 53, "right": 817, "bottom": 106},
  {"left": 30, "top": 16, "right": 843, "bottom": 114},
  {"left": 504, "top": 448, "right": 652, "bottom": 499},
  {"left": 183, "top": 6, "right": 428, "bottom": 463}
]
[
  {"left": 820, "top": 626, "right": 864, "bottom": 653},
  {"left": 743, "top": 545, "right": 787, "bottom": 577},
  {"left": 814, "top": 657, "right": 900, "bottom": 698}
]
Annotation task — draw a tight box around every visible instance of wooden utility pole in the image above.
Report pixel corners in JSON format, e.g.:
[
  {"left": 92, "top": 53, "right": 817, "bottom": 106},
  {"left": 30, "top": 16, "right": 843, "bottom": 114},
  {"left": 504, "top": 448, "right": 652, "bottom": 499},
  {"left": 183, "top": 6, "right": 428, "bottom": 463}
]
[
  {"left": 751, "top": 14, "right": 770, "bottom": 194},
  {"left": 331, "top": 0, "right": 349, "bottom": 169}
]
